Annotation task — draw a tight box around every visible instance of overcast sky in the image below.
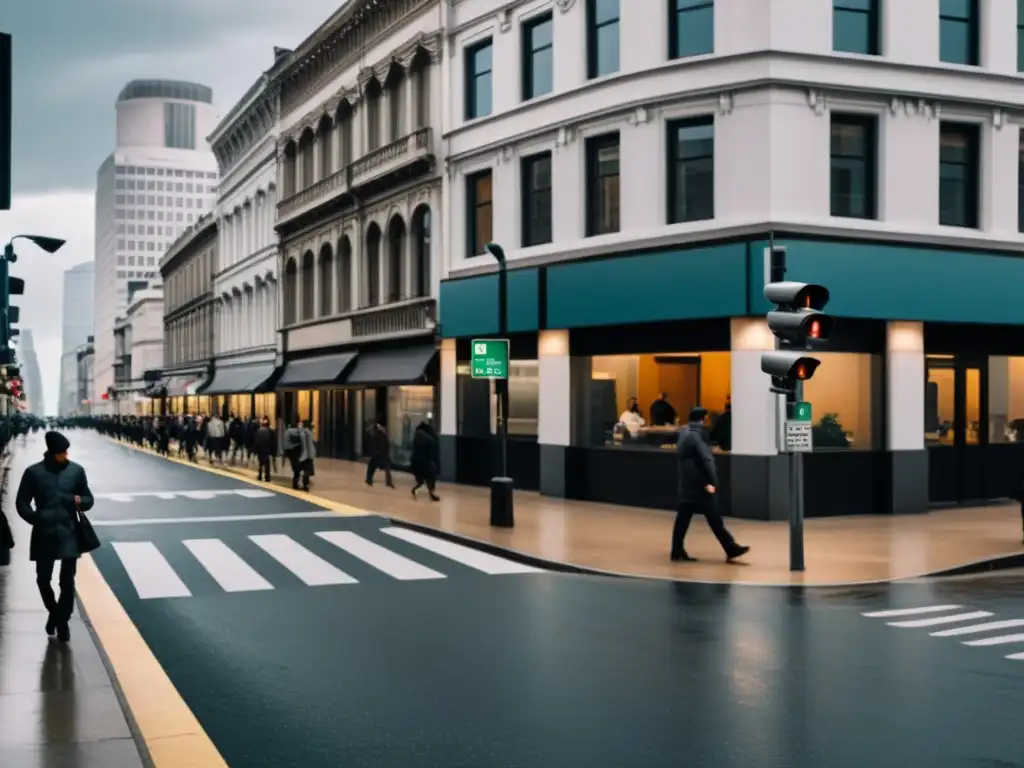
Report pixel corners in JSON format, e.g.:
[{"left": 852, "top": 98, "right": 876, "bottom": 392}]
[{"left": 0, "top": 0, "right": 344, "bottom": 414}]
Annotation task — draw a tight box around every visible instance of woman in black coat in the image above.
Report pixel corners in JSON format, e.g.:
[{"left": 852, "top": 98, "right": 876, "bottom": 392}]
[
  {"left": 16, "top": 431, "right": 95, "bottom": 642},
  {"left": 0, "top": 508, "right": 13, "bottom": 567},
  {"left": 410, "top": 421, "right": 440, "bottom": 501}
]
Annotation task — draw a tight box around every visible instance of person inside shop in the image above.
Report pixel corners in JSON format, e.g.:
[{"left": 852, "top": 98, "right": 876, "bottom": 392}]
[
  {"left": 710, "top": 395, "right": 732, "bottom": 452},
  {"left": 671, "top": 406, "right": 749, "bottom": 563},
  {"left": 649, "top": 392, "right": 678, "bottom": 426},
  {"left": 365, "top": 421, "right": 396, "bottom": 488},
  {"left": 618, "top": 397, "right": 646, "bottom": 438},
  {"left": 410, "top": 420, "right": 441, "bottom": 502}
]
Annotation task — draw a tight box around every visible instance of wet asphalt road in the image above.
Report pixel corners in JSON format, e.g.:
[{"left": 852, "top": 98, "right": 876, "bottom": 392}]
[{"left": 50, "top": 431, "right": 1024, "bottom": 767}]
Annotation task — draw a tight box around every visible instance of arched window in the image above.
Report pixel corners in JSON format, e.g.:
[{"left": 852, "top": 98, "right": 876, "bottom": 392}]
[
  {"left": 298, "top": 128, "right": 315, "bottom": 189},
  {"left": 387, "top": 215, "right": 405, "bottom": 303},
  {"left": 300, "top": 250, "right": 315, "bottom": 321},
  {"left": 384, "top": 66, "right": 404, "bottom": 143},
  {"left": 411, "top": 205, "right": 431, "bottom": 298},
  {"left": 365, "top": 224, "right": 381, "bottom": 307},
  {"left": 338, "top": 236, "right": 353, "bottom": 313},
  {"left": 282, "top": 258, "right": 298, "bottom": 325},
  {"left": 318, "top": 243, "right": 333, "bottom": 317}
]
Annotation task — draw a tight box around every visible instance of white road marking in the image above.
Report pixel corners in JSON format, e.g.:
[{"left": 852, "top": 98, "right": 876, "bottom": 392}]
[
  {"left": 250, "top": 534, "right": 358, "bottom": 586},
  {"left": 930, "top": 619, "right": 1024, "bottom": 637},
  {"left": 381, "top": 527, "right": 542, "bottom": 575},
  {"left": 1005, "top": 652, "right": 1024, "bottom": 660},
  {"left": 316, "top": 531, "right": 446, "bottom": 581},
  {"left": 183, "top": 539, "right": 274, "bottom": 593},
  {"left": 887, "top": 611, "right": 993, "bottom": 628},
  {"left": 234, "top": 489, "right": 275, "bottom": 499},
  {"left": 111, "top": 541, "right": 192, "bottom": 599},
  {"left": 962, "top": 633, "right": 1024, "bottom": 647},
  {"left": 862, "top": 605, "right": 962, "bottom": 618},
  {"left": 94, "top": 489, "right": 274, "bottom": 501},
  {"left": 92, "top": 511, "right": 338, "bottom": 527},
  {"left": 179, "top": 491, "right": 219, "bottom": 500}
]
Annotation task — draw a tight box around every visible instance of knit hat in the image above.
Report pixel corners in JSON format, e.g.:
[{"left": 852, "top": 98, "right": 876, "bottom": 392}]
[{"left": 45, "top": 431, "right": 70, "bottom": 454}]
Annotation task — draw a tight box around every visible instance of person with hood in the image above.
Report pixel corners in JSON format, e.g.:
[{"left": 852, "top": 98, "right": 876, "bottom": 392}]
[
  {"left": 15, "top": 431, "right": 95, "bottom": 642},
  {"left": 672, "top": 406, "right": 749, "bottom": 563},
  {"left": 410, "top": 421, "right": 441, "bottom": 501}
]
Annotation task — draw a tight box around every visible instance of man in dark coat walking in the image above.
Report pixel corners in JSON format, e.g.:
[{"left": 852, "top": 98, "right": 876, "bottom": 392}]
[
  {"left": 672, "top": 407, "right": 749, "bottom": 563},
  {"left": 410, "top": 421, "right": 441, "bottom": 501},
  {"left": 16, "top": 431, "right": 95, "bottom": 642}
]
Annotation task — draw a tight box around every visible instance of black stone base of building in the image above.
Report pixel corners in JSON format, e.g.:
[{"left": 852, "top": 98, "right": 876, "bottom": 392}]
[
  {"left": 539, "top": 444, "right": 567, "bottom": 498},
  {"left": 889, "top": 450, "right": 930, "bottom": 516}
]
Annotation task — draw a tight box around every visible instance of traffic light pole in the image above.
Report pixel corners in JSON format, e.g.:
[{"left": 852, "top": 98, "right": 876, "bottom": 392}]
[{"left": 788, "top": 384, "right": 806, "bottom": 572}]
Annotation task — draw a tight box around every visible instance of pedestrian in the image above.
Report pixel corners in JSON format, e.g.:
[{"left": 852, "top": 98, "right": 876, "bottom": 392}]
[
  {"left": 206, "top": 412, "right": 225, "bottom": 464},
  {"left": 1, "top": 505, "right": 13, "bottom": 567},
  {"left": 671, "top": 406, "right": 749, "bottom": 563},
  {"left": 365, "top": 421, "right": 395, "bottom": 488},
  {"left": 297, "top": 420, "right": 316, "bottom": 492},
  {"left": 410, "top": 421, "right": 441, "bottom": 501},
  {"left": 15, "top": 431, "right": 96, "bottom": 642},
  {"left": 282, "top": 419, "right": 304, "bottom": 490},
  {"left": 253, "top": 417, "right": 276, "bottom": 482}
]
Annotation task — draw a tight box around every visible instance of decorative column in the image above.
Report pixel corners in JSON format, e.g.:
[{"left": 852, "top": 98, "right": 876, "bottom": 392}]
[
  {"left": 538, "top": 330, "right": 572, "bottom": 496},
  {"left": 439, "top": 337, "right": 458, "bottom": 482},
  {"left": 886, "top": 321, "right": 928, "bottom": 515}
]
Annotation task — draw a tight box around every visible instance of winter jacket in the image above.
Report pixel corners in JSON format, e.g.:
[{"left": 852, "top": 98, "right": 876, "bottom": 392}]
[
  {"left": 1, "top": 509, "right": 13, "bottom": 566},
  {"left": 253, "top": 426, "right": 276, "bottom": 456},
  {"left": 677, "top": 422, "right": 718, "bottom": 505},
  {"left": 16, "top": 456, "right": 95, "bottom": 561},
  {"left": 410, "top": 423, "right": 439, "bottom": 479}
]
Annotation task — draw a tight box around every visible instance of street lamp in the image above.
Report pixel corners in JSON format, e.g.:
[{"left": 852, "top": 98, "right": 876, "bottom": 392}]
[
  {"left": 3, "top": 234, "right": 66, "bottom": 261},
  {"left": 484, "top": 241, "right": 514, "bottom": 527}
]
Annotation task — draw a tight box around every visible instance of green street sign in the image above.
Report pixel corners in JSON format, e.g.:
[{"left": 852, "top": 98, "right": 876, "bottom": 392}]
[
  {"left": 792, "top": 401, "right": 812, "bottom": 422},
  {"left": 470, "top": 339, "right": 509, "bottom": 379}
]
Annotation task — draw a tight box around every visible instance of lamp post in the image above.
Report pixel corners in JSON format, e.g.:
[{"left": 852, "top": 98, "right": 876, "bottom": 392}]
[{"left": 485, "top": 241, "right": 514, "bottom": 527}]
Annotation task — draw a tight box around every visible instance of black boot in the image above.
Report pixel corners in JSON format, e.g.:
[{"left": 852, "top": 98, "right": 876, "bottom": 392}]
[
  {"left": 56, "top": 622, "right": 70, "bottom": 643},
  {"left": 45, "top": 615, "right": 56, "bottom": 636}
]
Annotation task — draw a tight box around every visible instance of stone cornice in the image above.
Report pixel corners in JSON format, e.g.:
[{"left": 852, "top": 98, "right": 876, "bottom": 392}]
[{"left": 211, "top": 82, "right": 280, "bottom": 178}]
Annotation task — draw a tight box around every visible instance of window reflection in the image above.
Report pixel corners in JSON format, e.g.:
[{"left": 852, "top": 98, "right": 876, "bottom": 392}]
[
  {"left": 387, "top": 385, "right": 435, "bottom": 465},
  {"left": 456, "top": 360, "right": 539, "bottom": 436},
  {"left": 988, "top": 356, "right": 1024, "bottom": 443},
  {"left": 802, "top": 352, "right": 879, "bottom": 450}
]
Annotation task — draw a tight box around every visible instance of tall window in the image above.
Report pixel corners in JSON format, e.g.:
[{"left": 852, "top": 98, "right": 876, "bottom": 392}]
[
  {"left": 587, "top": 0, "right": 620, "bottom": 79},
  {"left": 1018, "top": 0, "right": 1024, "bottom": 72},
  {"left": 522, "top": 13, "right": 554, "bottom": 101},
  {"left": 164, "top": 103, "right": 196, "bottom": 150},
  {"left": 830, "top": 114, "right": 876, "bottom": 219},
  {"left": 466, "top": 170, "right": 493, "bottom": 257},
  {"left": 521, "top": 152, "right": 553, "bottom": 246},
  {"left": 667, "top": 117, "right": 714, "bottom": 223},
  {"left": 833, "top": 0, "right": 879, "bottom": 55},
  {"left": 465, "top": 39, "right": 493, "bottom": 120},
  {"left": 939, "top": 122, "right": 979, "bottom": 229},
  {"left": 669, "top": 0, "right": 714, "bottom": 60},
  {"left": 586, "top": 134, "right": 620, "bottom": 236},
  {"left": 939, "top": 0, "right": 979, "bottom": 66}
]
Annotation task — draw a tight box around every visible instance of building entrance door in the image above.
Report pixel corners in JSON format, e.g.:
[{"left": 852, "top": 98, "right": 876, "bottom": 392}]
[{"left": 926, "top": 355, "right": 987, "bottom": 503}]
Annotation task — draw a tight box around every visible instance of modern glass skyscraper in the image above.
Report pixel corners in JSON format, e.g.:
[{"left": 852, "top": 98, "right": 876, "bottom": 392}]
[
  {"left": 92, "top": 80, "right": 219, "bottom": 409},
  {"left": 59, "top": 261, "right": 95, "bottom": 415}
]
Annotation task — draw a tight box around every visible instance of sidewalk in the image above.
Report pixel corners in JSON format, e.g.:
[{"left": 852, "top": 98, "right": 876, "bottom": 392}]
[
  {"left": 0, "top": 441, "right": 146, "bottom": 768},
  {"left": 148, "top": 440, "right": 1024, "bottom": 586}
]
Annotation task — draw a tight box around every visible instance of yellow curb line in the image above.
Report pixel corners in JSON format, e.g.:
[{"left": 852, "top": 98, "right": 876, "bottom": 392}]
[
  {"left": 77, "top": 555, "right": 229, "bottom": 767},
  {"left": 106, "top": 437, "right": 369, "bottom": 517}
]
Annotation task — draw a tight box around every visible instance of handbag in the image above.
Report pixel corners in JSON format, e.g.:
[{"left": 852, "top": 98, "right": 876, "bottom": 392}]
[{"left": 75, "top": 511, "right": 101, "bottom": 554}]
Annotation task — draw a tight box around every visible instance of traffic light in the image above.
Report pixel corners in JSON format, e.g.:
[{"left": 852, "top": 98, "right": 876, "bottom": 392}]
[{"left": 760, "top": 247, "right": 833, "bottom": 394}]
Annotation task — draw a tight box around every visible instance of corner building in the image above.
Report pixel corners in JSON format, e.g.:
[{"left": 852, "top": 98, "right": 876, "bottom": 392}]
[
  {"left": 437, "top": 0, "right": 1024, "bottom": 519},
  {"left": 273, "top": 0, "right": 443, "bottom": 464}
]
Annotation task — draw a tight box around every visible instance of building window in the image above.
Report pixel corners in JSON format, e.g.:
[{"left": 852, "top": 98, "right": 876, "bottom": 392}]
[
  {"left": 939, "top": 122, "right": 979, "bottom": 229},
  {"left": 457, "top": 360, "right": 539, "bottom": 437},
  {"left": 833, "top": 0, "right": 879, "bottom": 55},
  {"left": 587, "top": 0, "right": 620, "bottom": 78},
  {"left": 465, "top": 39, "right": 493, "bottom": 120},
  {"left": 466, "top": 170, "right": 493, "bottom": 257},
  {"left": 1018, "top": 130, "right": 1024, "bottom": 232},
  {"left": 1019, "top": 0, "right": 1024, "bottom": 71},
  {"left": 164, "top": 103, "right": 197, "bottom": 150},
  {"left": 521, "top": 152, "right": 553, "bottom": 247},
  {"left": 668, "top": 0, "right": 714, "bottom": 60},
  {"left": 585, "top": 134, "right": 620, "bottom": 236},
  {"left": 522, "top": 13, "right": 554, "bottom": 101},
  {"left": 939, "top": 0, "right": 979, "bottom": 66},
  {"left": 667, "top": 116, "right": 714, "bottom": 224},
  {"left": 830, "top": 114, "right": 876, "bottom": 219}
]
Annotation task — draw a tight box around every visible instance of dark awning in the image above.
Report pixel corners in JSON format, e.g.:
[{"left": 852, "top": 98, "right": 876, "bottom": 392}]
[
  {"left": 201, "top": 364, "right": 276, "bottom": 395},
  {"left": 343, "top": 344, "right": 437, "bottom": 387},
  {"left": 276, "top": 352, "right": 358, "bottom": 389}
]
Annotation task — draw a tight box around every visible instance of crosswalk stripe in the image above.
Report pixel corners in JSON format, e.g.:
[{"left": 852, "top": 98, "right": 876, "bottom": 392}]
[
  {"left": 249, "top": 534, "right": 358, "bottom": 586},
  {"left": 183, "top": 539, "right": 274, "bottom": 593},
  {"left": 111, "top": 542, "right": 192, "bottom": 599},
  {"left": 862, "top": 605, "right": 962, "bottom": 618},
  {"left": 1005, "top": 652, "right": 1024, "bottom": 660},
  {"left": 316, "top": 531, "right": 446, "bottom": 581},
  {"left": 962, "top": 633, "right": 1024, "bottom": 647},
  {"left": 930, "top": 619, "right": 1024, "bottom": 637},
  {"left": 381, "top": 528, "right": 542, "bottom": 575},
  {"left": 888, "top": 611, "right": 993, "bottom": 628}
]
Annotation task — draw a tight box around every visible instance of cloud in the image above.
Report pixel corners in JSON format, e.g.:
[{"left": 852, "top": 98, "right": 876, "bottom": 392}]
[{"left": 0, "top": 191, "right": 96, "bottom": 415}]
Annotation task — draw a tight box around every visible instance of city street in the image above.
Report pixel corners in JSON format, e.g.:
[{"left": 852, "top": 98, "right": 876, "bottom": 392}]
[{"left": 27, "top": 433, "right": 1024, "bottom": 766}]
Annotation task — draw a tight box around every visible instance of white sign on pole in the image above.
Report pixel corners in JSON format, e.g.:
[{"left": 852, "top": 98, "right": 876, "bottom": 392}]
[{"left": 784, "top": 421, "right": 813, "bottom": 452}]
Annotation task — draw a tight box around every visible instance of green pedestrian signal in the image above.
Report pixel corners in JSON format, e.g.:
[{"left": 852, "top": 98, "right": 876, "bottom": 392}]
[{"left": 790, "top": 401, "right": 812, "bottom": 422}]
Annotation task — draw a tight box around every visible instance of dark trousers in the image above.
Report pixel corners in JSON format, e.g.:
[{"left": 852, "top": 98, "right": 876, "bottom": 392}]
[
  {"left": 412, "top": 474, "right": 437, "bottom": 493},
  {"left": 36, "top": 558, "right": 78, "bottom": 623},
  {"left": 672, "top": 499, "right": 737, "bottom": 557},
  {"left": 287, "top": 448, "right": 308, "bottom": 489},
  {"left": 366, "top": 456, "right": 394, "bottom": 486},
  {"left": 257, "top": 452, "right": 271, "bottom": 480}
]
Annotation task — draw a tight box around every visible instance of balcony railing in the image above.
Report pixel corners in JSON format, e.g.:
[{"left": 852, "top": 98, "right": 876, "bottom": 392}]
[
  {"left": 350, "top": 296, "right": 434, "bottom": 339},
  {"left": 277, "top": 166, "right": 350, "bottom": 221},
  {"left": 349, "top": 127, "right": 432, "bottom": 190}
]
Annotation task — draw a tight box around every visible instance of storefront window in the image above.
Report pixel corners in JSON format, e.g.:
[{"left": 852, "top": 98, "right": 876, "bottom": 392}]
[
  {"left": 254, "top": 393, "right": 275, "bottom": 422},
  {"left": 169, "top": 395, "right": 184, "bottom": 415},
  {"left": 583, "top": 352, "right": 730, "bottom": 450},
  {"left": 387, "top": 385, "right": 435, "bottom": 465},
  {"left": 226, "top": 394, "right": 252, "bottom": 419},
  {"left": 456, "top": 360, "right": 539, "bottom": 437},
  {"left": 802, "top": 352, "right": 879, "bottom": 450},
  {"left": 987, "top": 356, "right": 1024, "bottom": 443},
  {"left": 295, "top": 390, "right": 321, "bottom": 440}
]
